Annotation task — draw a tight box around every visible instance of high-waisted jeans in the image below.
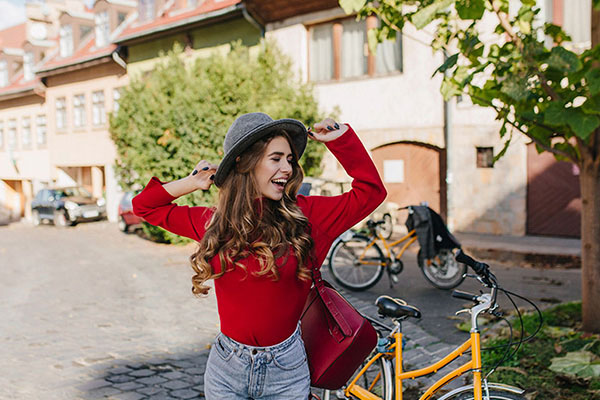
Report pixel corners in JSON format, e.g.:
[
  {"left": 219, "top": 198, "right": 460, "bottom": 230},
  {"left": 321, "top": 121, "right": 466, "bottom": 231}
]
[{"left": 204, "top": 324, "right": 310, "bottom": 399}]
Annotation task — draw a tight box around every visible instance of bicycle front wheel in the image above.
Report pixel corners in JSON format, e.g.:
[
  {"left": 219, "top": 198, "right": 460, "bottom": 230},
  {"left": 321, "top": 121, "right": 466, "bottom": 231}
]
[
  {"left": 328, "top": 234, "right": 386, "bottom": 291},
  {"left": 450, "top": 389, "right": 526, "bottom": 400},
  {"left": 418, "top": 248, "right": 467, "bottom": 290},
  {"left": 349, "top": 356, "right": 393, "bottom": 400}
]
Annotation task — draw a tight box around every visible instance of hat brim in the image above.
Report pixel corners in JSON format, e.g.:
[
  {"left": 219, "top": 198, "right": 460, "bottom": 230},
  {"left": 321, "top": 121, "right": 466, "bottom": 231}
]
[{"left": 214, "top": 119, "right": 307, "bottom": 187}]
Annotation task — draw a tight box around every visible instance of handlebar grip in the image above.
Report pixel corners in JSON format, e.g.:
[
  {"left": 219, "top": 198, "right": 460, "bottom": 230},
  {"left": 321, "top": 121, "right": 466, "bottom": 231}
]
[
  {"left": 452, "top": 290, "right": 479, "bottom": 302},
  {"left": 455, "top": 250, "right": 488, "bottom": 275}
]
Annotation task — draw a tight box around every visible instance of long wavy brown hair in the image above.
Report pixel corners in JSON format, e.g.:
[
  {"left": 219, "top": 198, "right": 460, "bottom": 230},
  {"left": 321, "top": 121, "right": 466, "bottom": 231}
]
[{"left": 190, "top": 130, "right": 314, "bottom": 296}]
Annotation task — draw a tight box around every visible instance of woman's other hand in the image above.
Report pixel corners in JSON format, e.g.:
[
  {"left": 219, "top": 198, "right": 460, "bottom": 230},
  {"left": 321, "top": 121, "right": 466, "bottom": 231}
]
[
  {"left": 190, "top": 160, "right": 218, "bottom": 191},
  {"left": 308, "top": 118, "right": 348, "bottom": 143}
]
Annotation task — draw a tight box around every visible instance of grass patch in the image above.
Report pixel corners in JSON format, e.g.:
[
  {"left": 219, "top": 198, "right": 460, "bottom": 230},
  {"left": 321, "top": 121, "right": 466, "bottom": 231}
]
[{"left": 481, "top": 301, "right": 600, "bottom": 400}]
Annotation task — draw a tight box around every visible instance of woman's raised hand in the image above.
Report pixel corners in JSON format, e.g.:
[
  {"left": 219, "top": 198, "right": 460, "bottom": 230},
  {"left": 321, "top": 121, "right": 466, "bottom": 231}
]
[
  {"left": 308, "top": 118, "right": 348, "bottom": 143},
  {"left": 190, "top": 160, "right": 218, "bottom": 191}
]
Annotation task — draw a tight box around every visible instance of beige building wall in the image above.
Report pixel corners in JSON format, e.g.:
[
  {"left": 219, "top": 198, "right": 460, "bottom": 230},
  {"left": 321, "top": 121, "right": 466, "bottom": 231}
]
[
  {"left": 0, "top": 94, "right": 50, "bottom": 220},
  {"left": 265, "top": 7, "right": 529, "bottom": 236},
  {"left": 44, "top": 61, "right": 129, "bottom": 222}
]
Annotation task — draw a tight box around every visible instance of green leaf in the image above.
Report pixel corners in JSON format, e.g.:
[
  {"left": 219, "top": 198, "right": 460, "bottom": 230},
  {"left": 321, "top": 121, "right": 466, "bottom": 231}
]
[
  {"left": 585, "top": 68, "right": 600, "bottom": 95},
  {"left": 526, "top": 126, "right": 552, "bottom": 149},
  {"left": 440, "top": 76, "right": 462, "bottom": 100},
  {"left": 456, "top": 0, "right": 485, "bottom": 20},
  {"left": 582, "top": 96, "right": 600, "bottom": 115},
  {"left": 547, "top": 46, "right": 583, "bottom": 73},
  {"left": 411, "top": 0, "right": 453, "bottom": 29},
  {"left": 433, "top": 53, "right": 458, "bottom": 77},
  {"left": 565, "top": 110, "right": 600, "bottom": 140},
  {"left": 544, "top": 102, "right": 569, "bottom": 126},
  {"left": 339, "top": 0, "right": 367, "bottom": 14},
  {"left": 500, "top": 77, "right": 528, "bottom": 101},
  {"left": 549, "top": 351, "right": 600, "bottom": 379}
]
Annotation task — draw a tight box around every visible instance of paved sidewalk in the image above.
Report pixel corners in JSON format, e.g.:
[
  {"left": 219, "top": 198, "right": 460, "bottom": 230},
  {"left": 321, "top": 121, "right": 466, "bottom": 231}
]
[{"left": 455, "top": 232, "right": 581, "bottom": 268}]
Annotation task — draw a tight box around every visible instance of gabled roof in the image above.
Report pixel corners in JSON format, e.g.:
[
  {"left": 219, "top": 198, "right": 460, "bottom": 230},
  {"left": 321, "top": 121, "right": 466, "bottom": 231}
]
[
  {"left": 0, "top": 23, "right": 27, "bottom": 49},
  {"left": 114, "top": 0, "right": 242, "bottom": 44},
  {"left": 36, "top": 34, "right": 117, "bottom": 76}
]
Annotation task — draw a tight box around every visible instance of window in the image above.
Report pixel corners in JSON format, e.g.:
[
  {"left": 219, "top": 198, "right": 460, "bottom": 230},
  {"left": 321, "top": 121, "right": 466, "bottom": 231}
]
[
  {"left": 23, "top": 52, "right": 34, "bottom": 81},
  {"left": 139, "top": 0, "right": 155, "bottom": 22},
  {"left": 113, "top": 87, "right": 122, "bottom": 112},
  {"left": 59, "top": 25, "right": 73, "bottom": 57},
  {"left": 36, "top": 115, "right": 46, "bottom": 146},
  {"left": 0, "top": 121, "right": 4, "bottom": 149},
  {"left": 21, "top": 117, "right": 32, "bottom": 148},
  {"left": 0, "top": 60, "right": 7, "bottom": 87},
  {"left": 7, "top": 119, "right": 17, "bottom": 151},
  {"left": 309, "top": 17, "right": 402, "bottom": 82},
  {"left": 95, "top": 11, "right": 110, "bottom": 47},
  {"left": 73, "top": 94, "right": 86, "bottom": 128},
  {"left": 476, "top": 147, "right": 494, "bottom": 168},
  {"left": 92, "top": 90, "right": 106, "bottom": 126},
  {"left": 56, "top": 97, "right": 67, "bottom": 130}
]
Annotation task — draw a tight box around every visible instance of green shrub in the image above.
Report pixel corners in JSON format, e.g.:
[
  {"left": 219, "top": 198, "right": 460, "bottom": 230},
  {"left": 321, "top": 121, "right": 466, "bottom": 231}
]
[{"left": 110, "top": 41, "right": 326, "bottom": 243}]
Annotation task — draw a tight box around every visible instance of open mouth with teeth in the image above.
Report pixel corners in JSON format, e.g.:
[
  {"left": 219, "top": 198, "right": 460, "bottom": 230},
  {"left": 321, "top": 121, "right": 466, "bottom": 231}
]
[{"left": 272, "top": 179, "right": 288, "bottom": 190}]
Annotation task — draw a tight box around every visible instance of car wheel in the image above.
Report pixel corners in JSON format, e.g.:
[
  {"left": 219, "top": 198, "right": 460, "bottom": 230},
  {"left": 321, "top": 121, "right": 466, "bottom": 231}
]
[
  {"left": 118, "top": 216, "right": 129, "bottom": 233},
  {"left": 32, "top": 210, "right": 41, "bottom": 226},
  {"left": 54, "top": 210, "right": 69, "bottom": 228}
]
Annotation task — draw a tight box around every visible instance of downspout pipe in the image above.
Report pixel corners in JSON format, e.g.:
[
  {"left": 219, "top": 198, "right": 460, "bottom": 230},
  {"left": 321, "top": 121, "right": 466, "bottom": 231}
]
[
  {"left": 112, "top": 46, "right": 127, "bottom": 69},
  {"left": 241, "top": 4, "right": 265, "bottom": 37}
]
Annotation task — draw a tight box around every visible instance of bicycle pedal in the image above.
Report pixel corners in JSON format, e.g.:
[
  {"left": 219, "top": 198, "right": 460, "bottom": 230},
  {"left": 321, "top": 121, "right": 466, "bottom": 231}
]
[{"left": 390, "top": 275, "right": 399, "bottom": 283}]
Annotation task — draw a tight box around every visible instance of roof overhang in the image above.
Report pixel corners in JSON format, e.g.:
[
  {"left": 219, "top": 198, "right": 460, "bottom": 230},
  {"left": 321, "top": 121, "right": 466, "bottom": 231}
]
[
  {"left": 36, "top": 52, "right": 116, "bottom": 78},
  {"left": 115, "top": 3, "right": 245, "bottom": 46},
  {"left": 0, "top": 84, "right": 45, "bottom": 101},
  {"left": 245, "top": 0, "right": 340, "bottom": 24}
]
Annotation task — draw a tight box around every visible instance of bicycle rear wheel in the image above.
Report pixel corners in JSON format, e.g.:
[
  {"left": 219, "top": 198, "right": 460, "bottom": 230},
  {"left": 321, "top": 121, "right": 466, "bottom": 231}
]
[
  {"left": 417, "top": 248, "right": 467, "bottom": 290},
  {"left": 328, "top": 234, "right": 385, "bottom": 291}
]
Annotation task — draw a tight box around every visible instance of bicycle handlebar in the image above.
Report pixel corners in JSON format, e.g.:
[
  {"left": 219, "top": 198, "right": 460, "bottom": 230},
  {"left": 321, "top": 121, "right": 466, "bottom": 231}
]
[
  {"left": 452, "top": 290, "right": 479, "bottom": 302},
  {"left": 455, "top": 249, "right": 494, "bottom": 287}
]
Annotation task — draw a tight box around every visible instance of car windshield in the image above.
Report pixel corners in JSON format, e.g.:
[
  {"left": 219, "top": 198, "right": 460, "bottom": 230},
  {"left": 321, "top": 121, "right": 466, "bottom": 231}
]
[{"left": 55, "top": 187, "right": 92, "bottom": 198}]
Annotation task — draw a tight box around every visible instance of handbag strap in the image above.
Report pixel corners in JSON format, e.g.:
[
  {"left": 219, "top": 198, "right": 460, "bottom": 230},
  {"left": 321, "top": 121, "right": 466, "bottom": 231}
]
[{"left": 312, "top": 267, "right": 353, "bottom": 337}]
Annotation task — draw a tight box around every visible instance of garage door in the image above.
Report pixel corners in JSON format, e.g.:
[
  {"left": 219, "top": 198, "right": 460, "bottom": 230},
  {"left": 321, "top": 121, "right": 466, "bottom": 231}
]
[
  {"left": 371, "top": 142, "right": 445, "bottom": 218},
  {"left": 527, "top": 143, "right": 581, "bottom": 238}
]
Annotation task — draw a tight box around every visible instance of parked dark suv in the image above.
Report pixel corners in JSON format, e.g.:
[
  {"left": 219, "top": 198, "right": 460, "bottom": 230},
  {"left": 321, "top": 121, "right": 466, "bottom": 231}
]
[{"left": 31, "top": 187, "right": 106, "bottom": 227}]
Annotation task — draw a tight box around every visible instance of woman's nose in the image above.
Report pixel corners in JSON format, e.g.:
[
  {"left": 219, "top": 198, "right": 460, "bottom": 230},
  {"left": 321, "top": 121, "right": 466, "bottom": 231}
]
[{"left": 280, "top": 161, "right": 292, "bottom": 173}]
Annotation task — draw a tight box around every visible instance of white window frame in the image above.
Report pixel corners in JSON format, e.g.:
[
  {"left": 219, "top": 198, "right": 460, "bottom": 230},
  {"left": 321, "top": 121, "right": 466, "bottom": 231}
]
[
  {"left": 59, "top": 25, "right": 73, "bottom": 57},
  {"left": 21, "top": 117, "right": 32, "bottom": 148},
  {"left": 0, "top": 60, "right": 8, "bottom": 87},
  {"left": 23, "top": 52, "right": 34, "bottom": 81},
  {"left": 56, "top": 97, "right": 67, "bottom": 130},
  {"left": 92, "top": 90, "right": 106, "bottom": 126},
  {"left": 7, "top": 119, "right": 17, "bottom": 151},
  {"left": 36, "top": 115, "right": 47, "bottom": 146},
  {"left": 95, "top": 11, "right": 110, "bottom": 47},
  {"left": 73, "top": 94, "right": 86, "bottom": 128}
]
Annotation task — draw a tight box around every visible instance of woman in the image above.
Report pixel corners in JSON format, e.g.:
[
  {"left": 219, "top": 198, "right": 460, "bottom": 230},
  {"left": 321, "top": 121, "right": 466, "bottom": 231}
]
[{"left": 132, "top": 113, "right": 386, "bottom": 399}]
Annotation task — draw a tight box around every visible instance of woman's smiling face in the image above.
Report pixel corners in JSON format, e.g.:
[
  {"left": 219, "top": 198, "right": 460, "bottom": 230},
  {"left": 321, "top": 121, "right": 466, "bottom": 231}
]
[{"left": 253, "top": 136, "right": 294, "bottom": 201}]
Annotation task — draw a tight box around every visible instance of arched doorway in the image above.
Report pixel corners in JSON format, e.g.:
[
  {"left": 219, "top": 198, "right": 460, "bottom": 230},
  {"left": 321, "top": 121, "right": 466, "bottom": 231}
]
[{"left": 371, "top": 142, "right": 446, "bottom": 219}]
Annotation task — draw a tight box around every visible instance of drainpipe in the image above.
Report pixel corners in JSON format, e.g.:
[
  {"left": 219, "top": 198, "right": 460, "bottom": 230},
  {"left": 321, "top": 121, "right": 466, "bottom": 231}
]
[
  {"left": 241, "top": 4, "right": 265, "bottom": 37},
  {"left": 442, "top": 50, "right": 452, "bottom": 226},
  {"left": 112, "top": 46, "right": 127, "bottom": 70}
]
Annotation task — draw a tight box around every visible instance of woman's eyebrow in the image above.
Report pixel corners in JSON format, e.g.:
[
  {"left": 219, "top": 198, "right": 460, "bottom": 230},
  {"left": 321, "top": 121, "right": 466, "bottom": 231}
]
[{"left": 268, "top": 151, "right": 292, "bottom": 157}]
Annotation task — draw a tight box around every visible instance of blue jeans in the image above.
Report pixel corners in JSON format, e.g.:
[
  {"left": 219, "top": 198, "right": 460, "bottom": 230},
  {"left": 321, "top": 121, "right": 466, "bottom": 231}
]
[{"left": 204, "top": 325, "right": 310, "bottom": 399}]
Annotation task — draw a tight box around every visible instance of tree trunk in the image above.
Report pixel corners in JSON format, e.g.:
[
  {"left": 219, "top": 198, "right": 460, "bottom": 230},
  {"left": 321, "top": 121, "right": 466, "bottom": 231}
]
[{"left": 580, "top": 134, "right": 600, "bottom": 333}]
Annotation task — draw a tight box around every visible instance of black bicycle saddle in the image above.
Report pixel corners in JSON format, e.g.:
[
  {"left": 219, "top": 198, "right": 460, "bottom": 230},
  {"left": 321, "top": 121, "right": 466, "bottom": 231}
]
[{"left": 376, "top": 296, "right": 422, "bottom": 319}]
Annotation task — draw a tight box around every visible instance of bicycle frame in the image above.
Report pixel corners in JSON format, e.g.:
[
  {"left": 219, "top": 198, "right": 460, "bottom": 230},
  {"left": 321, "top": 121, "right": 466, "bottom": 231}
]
[
  {"left": 345, "top": 288, "right": 498, "bottom": 400},
  {"left": 357, "top": 229, "right": 418, "bottom": 267},
  {"left": 345, "top": 331, "right": 483, "bottom": 400}
]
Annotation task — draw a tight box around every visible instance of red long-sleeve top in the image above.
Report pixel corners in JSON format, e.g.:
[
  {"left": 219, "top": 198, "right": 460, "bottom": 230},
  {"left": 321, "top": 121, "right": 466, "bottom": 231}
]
[{"left": 132, "top": 126, "right": 386, "bottom": 346}]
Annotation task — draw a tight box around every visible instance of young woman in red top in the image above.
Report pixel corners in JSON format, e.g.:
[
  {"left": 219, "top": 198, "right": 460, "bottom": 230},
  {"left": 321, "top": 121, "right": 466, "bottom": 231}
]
[{"left": 133, "top": 113, "right": 386, "bottom": 399}]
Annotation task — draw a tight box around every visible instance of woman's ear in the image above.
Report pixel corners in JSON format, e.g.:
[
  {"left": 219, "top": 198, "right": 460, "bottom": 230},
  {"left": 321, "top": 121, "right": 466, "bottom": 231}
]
[{"left": 235, "top": 156, "right": 241, "bottom": 163}]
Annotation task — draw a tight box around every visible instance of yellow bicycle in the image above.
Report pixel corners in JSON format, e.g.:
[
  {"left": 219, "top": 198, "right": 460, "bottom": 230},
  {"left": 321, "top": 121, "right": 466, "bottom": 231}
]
[
  {"left": 328, "top": 206, "right": 467, "bottom": 291},
  {"left": 332, "top": 250, "right": 538, "bottom": 400}
]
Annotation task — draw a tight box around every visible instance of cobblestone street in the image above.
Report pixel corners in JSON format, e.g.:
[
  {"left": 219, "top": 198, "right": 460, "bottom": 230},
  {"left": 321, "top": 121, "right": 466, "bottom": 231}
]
[{"left": 0, "top": 221, "right": 219, "bottom": 399}]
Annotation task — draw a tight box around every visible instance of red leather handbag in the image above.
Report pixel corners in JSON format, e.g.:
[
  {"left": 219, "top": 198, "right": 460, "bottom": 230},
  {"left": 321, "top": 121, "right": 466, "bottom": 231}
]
[{"left": 300, "top": 267, "right": 377, "bottom": 390}]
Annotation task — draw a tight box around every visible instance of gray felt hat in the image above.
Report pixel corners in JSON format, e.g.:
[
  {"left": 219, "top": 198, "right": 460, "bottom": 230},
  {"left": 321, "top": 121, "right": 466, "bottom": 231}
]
[{"left": 213, "top": 112, "right": 308, "bottom": 187}]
